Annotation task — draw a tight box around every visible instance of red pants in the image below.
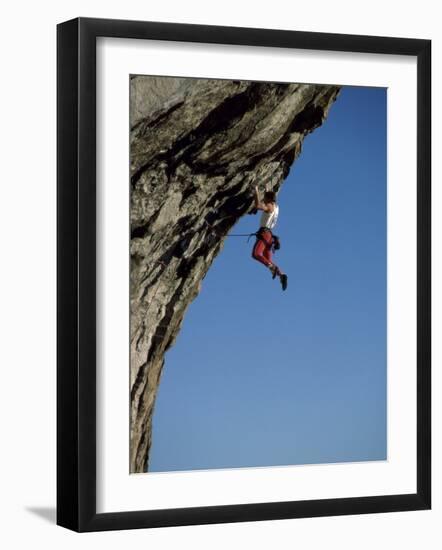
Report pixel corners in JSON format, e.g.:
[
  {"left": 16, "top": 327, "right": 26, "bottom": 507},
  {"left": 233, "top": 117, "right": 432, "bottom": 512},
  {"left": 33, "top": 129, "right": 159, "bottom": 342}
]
[{"left": 252, "top": 229, "right": 273, "bottom": 268}]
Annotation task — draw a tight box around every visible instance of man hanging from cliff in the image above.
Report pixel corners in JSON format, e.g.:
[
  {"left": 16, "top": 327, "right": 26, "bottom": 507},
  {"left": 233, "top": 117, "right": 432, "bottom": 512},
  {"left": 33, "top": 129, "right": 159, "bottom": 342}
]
[{"left": 251, "top": 186, "right": 288, "bottom": 291}]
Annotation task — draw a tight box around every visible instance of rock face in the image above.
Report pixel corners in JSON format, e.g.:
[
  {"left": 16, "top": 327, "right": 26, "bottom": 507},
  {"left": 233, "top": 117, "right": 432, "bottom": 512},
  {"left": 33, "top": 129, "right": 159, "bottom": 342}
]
[{"left": 130, "top": 76, "right": 340, "bottom": 473}]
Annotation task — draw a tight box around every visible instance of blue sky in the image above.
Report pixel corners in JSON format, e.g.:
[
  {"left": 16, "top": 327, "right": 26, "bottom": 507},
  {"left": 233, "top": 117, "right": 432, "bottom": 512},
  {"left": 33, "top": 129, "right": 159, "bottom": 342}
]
[{"left": 148, "top": 85, "right": 387, "bottom": 473}]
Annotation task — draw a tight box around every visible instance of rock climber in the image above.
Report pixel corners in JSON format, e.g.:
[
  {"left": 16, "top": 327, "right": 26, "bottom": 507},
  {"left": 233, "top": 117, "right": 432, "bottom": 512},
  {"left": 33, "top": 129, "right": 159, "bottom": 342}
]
[{"left": 251, "top": 185, "right": 288, "bottom": 291}]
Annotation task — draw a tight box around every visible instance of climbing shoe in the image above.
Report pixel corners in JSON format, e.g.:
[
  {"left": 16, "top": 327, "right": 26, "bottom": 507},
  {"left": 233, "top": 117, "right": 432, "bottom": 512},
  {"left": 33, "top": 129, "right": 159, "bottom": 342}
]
[
  {"left": 270, "top": 265, "right": 278, "bottom": 279},
  {"left": 280, "top": 274, "right": 288, "bottom": 291}
]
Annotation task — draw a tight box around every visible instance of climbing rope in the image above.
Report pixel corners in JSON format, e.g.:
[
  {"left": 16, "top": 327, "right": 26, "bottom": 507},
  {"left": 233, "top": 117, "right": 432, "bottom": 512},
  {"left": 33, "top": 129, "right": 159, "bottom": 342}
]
[
  {"left": 226, "top": 232, "right": 256, "bottom": 238},
  {"left": 202, "top": 218, "right": 257, "bottom": 242},
  {"left": 227, "top": 232, "right": 257, "bottom": 243}
]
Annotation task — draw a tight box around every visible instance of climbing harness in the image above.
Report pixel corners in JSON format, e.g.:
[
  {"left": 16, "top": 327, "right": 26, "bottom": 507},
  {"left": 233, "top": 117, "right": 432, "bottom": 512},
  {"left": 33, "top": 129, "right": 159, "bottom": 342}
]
[
  {"left": 255, "top": 227, "right": 282, "bottom": 252},
  {"left": 272, "top": 235, "right": 281, "bottom": 251}
]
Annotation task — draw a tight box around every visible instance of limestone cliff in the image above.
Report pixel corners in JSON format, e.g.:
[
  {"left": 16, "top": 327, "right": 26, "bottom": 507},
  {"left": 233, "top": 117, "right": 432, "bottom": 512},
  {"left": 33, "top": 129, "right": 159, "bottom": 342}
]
[{"left": 130, "top": 75, "right": 340, "bottom": 473}]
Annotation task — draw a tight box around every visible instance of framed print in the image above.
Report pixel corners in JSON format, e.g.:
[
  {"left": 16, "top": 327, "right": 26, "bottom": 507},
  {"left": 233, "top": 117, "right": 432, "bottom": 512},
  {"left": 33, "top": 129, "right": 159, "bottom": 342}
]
[{"left": 57, "top": 17, "right": 431, "bottom": 532}]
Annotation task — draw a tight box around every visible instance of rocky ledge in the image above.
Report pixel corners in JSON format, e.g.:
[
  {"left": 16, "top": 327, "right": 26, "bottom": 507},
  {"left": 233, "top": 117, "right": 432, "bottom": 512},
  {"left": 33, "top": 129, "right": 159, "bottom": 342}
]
[{"left": 130, "top": 75, "right": 340, "bottom": 473}]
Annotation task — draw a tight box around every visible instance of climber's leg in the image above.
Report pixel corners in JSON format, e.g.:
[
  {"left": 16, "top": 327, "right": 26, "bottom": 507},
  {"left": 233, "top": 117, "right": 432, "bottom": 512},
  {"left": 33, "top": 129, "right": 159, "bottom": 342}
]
[
  {"left": 251, "top": 232, "right": 273, "bottom": 268},
  {"left": 261, "top": 234, "right": 283, "bottom": 278},
  {"left": 252, "top": 230, "right": 287, "bottom": 290},
  {"left": 262, "top": 240, "right": 273, "bottom": 266}
]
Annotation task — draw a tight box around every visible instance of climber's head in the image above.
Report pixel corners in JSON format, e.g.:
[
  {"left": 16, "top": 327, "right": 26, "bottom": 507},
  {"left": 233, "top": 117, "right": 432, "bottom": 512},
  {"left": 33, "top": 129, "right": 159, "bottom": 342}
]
[{"left": 263, "top": 191, "right": 276, "bottom": 204}]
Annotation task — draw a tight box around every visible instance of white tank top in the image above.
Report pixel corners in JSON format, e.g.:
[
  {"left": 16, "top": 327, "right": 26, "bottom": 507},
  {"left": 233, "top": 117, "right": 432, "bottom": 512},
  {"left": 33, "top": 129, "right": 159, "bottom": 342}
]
[{"left": 260, "top": 204, "right": 279, "bottom": 229}]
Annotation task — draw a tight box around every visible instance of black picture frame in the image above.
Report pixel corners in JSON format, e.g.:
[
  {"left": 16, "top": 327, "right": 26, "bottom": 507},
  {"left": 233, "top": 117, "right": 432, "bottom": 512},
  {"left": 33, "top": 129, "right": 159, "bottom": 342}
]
[{"left": 57, "top": 17, "right": 431, "bottom": 532}]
